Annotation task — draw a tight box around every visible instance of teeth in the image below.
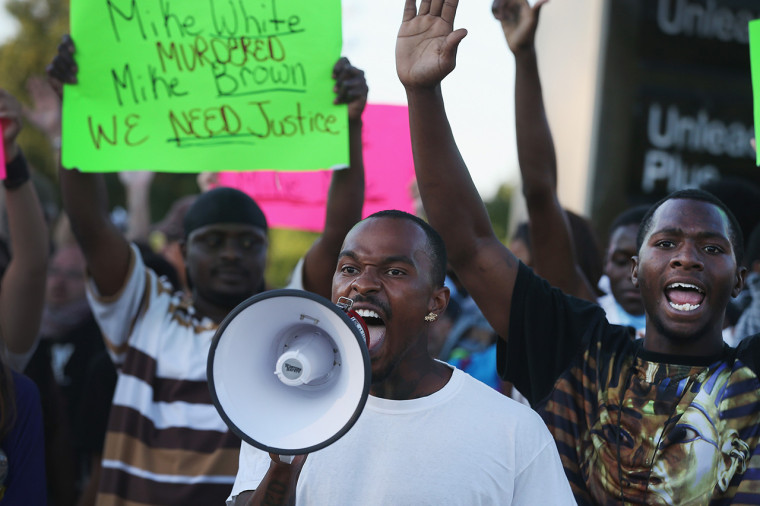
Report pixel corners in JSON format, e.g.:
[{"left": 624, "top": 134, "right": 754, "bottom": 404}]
[
  {"left": 667, "top": 282, "right": 704, "bottom": 293},
  {"left": 669, "top": 301, "right": 701, "bottom": 311},
  {"left": 356, "top": 309, "right": 381, "bottom": 321}
]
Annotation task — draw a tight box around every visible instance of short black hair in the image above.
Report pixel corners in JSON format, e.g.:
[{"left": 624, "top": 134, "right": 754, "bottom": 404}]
[
  {"left": 609, "top": 205, "right": 650, "bottom": 238},
  {"left": 636, "top": 189, "right": 744, "bottom": 264},
  {"left": 365, "top": 210, "right": 448, "bottom": 288}
]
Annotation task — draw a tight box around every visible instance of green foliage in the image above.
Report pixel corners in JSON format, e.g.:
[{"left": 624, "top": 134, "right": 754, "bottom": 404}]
[
  {"left": 484, "top": 183, "right": 514, "bottom": 244},
  {"left": 266, "top": 228, "right": 319, "bottom": 288},
  {"left": 0, "top": 0, "right": 69, "bottom": 180}
]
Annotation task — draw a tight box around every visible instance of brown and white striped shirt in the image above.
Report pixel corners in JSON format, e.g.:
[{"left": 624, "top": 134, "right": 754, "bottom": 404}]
[{"left": 87, "top": 245, "right": 241, "bottom": 505}]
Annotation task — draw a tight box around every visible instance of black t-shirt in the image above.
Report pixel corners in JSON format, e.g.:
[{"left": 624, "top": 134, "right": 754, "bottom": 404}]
[{"left": 499, "top": 262, "right": 760, "bottom": 505}]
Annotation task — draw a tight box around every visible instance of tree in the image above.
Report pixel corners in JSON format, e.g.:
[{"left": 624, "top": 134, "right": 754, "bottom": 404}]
[
  {"left": 0, "top": 0, "right": 69, "bottom": 180},
  {"left": 484, "top": 182, "right": 514, "bottom": 244}
]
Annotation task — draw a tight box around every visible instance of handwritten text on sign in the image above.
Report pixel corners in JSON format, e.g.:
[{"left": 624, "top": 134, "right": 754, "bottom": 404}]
[
  {"left": 62, "top": 0, "right": 346, "bottom": 173},
  {"left": 751, "top": 19, "right": 760, "bottom": 167},
  {"left": 215, "top": 104, "right": 417, "bottom": 232}
]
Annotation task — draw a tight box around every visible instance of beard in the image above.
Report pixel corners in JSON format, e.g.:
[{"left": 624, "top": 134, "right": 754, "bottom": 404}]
[{"left": 187, "top": 267, "right": 266, "bottom": 312}]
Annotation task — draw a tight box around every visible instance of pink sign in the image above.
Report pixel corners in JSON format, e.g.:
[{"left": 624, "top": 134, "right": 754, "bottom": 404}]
[{"left": 215, "top": 103, "right": 416, "bottom": 232}]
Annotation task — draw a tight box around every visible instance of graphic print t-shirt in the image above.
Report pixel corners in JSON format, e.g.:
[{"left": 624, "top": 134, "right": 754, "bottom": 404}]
[{"left": 499, "top": 262, "right": 760, "bottom": 505}]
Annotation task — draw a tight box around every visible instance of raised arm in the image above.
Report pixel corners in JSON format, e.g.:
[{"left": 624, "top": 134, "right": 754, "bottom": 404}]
[
  {"left": 48, "top": 35, "right": 132, "bottom": 297},
  {"left": 119, "top": 170, "right": 155, "bottom": 244},
  {"left": 0, "top": 90, "right": 50, "bottom": 354},
  {"left": 396, "top": 0, "right": 517, "bottom": 339},
  {"left": 301, "top": 58, "right": 367, "bottom": 298},
  {"left": 494, "top": 0, "right": 596, "bottom": 301}
]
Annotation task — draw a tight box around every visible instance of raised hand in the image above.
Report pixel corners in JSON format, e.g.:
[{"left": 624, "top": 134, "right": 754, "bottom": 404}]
[
  {"left": 118, "top": 170, "right": 155, "bottom": 188},
  {"left": 0, "top": 89, "right": 23, "bottom": 161},
  {"left": 332, "top": 57, "right": 368, "bottom": 122},
  {"left": 492, "top": 0, "right": 549, "bottom": 54},
  {"left": 24, "top": 76, "right": 62, "bottom": 145},
  {"left": 46, "top": 34, "right": 77, "bottom": 101},
  {"left": 396, "top": 0, "right": 468, "bottom": 89},
  {"left": 197, "top": 172, "right": 219, "bottom": 193}
]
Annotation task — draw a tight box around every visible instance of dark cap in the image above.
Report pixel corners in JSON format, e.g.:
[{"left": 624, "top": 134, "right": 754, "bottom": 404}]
[{"left": 183, "top": 187, "right": 268, "bottom": 238}]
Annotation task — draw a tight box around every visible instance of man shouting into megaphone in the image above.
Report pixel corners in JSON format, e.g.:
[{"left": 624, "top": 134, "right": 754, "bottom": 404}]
[{"left": 228, "top": 210, "right": 574, "bottom": 505}]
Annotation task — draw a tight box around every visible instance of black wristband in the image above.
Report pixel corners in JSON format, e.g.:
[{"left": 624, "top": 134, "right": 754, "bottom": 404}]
[{"left": 4, "top": 150, "right": 30, "bottom": 190}]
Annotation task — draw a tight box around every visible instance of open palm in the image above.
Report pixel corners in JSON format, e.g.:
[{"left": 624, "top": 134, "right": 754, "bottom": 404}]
[{"left": 396, "top": 0, "right": 467, "bottom": 89}]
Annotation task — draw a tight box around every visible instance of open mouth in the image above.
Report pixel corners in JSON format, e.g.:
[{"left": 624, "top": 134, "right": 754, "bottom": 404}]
[
  {"left": 355, "top": 309, "right": 386, "bottom": 350},
  {"left": 664, "top": 282, "right": 705, "bottom": 312}
]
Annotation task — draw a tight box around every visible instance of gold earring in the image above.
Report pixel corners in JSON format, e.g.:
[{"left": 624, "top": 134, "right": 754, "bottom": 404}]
[{"left": 424, "top": 312, "right": 437, "bottom": 322}]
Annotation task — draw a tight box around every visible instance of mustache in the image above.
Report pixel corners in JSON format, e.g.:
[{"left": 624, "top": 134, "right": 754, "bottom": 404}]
[{"left": 349, "top": 294, "right": 392, "bottom": 320}]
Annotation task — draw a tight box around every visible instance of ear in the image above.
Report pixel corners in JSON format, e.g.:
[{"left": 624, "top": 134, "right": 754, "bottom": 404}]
[
  {"left": 630, "top": 256, "right": 640, "bottom": 288},
  {"left": 429, "top": 285, "right": 450, "bottom": 317},
  {"left": 732, "top": 265, "right": 747, "bottom": 298}
]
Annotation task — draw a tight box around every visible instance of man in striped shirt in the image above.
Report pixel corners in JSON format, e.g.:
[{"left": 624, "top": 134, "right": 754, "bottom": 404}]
[
  {"left": 398, "top": 0, "right": 760, "bottom": 503},
  {"left": 49, "top": 37, "right": 368, "bottom": 505}
]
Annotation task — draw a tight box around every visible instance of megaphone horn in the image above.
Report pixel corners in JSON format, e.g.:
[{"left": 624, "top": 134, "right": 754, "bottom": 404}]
[{"left": 207, "top": 289, "right": 371, "bottom": 456}]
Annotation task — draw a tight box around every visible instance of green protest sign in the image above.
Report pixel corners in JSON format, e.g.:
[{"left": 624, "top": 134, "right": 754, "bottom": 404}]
[
  {"left": 751, "top": 19, "right": 760, "bottom": 166},
  {"left": 62, "top": 0, "right": 346, "bottom": 173}
]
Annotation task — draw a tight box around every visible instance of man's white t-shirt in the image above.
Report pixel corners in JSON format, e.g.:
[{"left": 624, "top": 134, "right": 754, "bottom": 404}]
[{"left": 228, "top": 366, "right": 575, "bottom": 505}]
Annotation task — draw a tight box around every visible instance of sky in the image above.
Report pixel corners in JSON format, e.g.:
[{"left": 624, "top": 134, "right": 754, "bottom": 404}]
[{"left": 0, "top": 0, "right": 17, "bottom": 44}]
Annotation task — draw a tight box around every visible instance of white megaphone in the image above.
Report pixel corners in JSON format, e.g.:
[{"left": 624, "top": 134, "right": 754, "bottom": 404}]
[{"left": 207, "top": 289, "right": 371, "bottom": 455}]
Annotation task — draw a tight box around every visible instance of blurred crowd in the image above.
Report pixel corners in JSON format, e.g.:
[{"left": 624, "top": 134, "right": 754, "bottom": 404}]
[{"left": 0, "top": 0, "right": 760, "bottom": 504}]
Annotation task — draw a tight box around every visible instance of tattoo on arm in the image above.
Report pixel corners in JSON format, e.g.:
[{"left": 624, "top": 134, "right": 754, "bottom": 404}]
[{"left": 263, "top": 481, "right": 293, "bottom": 506}]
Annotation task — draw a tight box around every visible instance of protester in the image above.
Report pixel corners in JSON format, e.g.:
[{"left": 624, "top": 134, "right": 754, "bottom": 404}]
[
  {"left": 494, "top": 0, "right": 599, "bottom": 304},
  {"left": 731, "top": 223, "right": 760, "bottom": 344},
  {"left": 48, "top": 33, "right": 368, "bottom": 504},
  {"left": 23, "top": 71, "right": 182, "bottom": 503},
  {"left": 0, "top": 92, "right": 49, "bottom": 369},
  {"left": 445, "top": 310, "right": 503, "bottom": 391},
  {"left": 496, "top": 0, "right": 643, "bottom": 332},
  {"left": 24, "top": 238, "right": 99, "bottom": 506},
  {"left": 597, "top": 205, "right": 650, "bottom": 336},
  {"left": 228, "top": 210, "right": 574, "bottom": 505},
  {"left": 509, "top": 214, "right": 603, "bottom": 299},
  {"left": 0, "top": 88, "right": 49, "bottom": 505},
  {"left": 699, "top": 177, "right": 760, "bottom": 337},
  {"left": 397, "top": 0, "right": 760, "bottom": 503}
]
